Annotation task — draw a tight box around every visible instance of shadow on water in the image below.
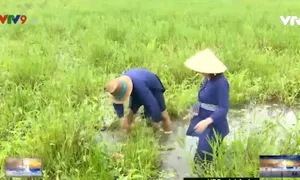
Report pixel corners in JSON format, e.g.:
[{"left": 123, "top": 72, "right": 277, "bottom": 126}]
[{"left": 97, "top": 103, "right": 300, "bottom": 180}]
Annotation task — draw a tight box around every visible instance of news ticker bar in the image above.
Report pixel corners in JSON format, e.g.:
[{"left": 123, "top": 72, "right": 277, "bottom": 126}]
[{"left": 183, "top": 178, "right": 259, "bottom": 180}]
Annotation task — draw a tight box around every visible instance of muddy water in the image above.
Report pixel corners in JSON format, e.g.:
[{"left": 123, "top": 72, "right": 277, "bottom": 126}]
[
  {"left": 97, "top": 104, "right": 299, "bottom": 180},
  {"left": 159, "top": 104, "right": 299, "bottom": 179}
]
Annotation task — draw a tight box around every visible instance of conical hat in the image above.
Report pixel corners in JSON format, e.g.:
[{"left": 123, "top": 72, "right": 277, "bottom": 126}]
[
  {"left": 184, "top": 48, "right": 227, "bottom": 74},
  {"left": 105, "top": 76, "right": 133, "bottom": 104}
]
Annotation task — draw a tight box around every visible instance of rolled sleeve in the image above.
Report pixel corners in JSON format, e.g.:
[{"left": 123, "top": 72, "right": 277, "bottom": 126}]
[{"left": 210, "top": 80, "right": 229, "bottom": 123}]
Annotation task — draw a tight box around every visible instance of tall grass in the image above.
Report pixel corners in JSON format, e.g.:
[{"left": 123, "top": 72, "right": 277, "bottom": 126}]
[
  {"left": 191, "top": 116, "right": 300, "bottom": 179},
  {"left": 0, "top": 0, "right": 300, "bottom": 179}
]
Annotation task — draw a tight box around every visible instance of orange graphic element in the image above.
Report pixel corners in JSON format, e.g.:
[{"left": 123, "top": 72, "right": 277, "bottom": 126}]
[
  {"left": 286, "top": 161, "right": 294, "bottom": 166},
  {"left": 29, "top": 161, "right": 41, "bottom": 169}
]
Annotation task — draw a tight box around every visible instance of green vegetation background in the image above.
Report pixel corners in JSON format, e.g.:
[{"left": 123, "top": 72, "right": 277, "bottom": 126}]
[{"left": 0, "top": 0, "right": 300, "bottom": 179}]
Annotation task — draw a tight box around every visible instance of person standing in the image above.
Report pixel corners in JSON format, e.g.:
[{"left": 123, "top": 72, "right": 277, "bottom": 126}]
[
  {"left": 184, "top": 48, "right": 230, "bottom": 167},
  {"left": 105, "top": 68, "right": 173, "bottom": 134}
]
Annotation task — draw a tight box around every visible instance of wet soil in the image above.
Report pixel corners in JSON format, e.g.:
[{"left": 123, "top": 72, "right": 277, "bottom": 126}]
[{"left": 98, "top": 103, "right": 299, "bottom": 180}]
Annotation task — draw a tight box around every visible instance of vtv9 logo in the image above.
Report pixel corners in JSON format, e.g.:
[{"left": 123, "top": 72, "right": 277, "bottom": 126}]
[{"left": 0, "top": 15, "right": 28, "bottom": 24}]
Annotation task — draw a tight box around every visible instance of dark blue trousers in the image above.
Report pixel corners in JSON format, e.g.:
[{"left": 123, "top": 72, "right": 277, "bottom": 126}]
[
  {"left": 132, "top": 90, "right": 166, "bottom": 123},
  {"left": 186, "top": 116, "right": 223, "bottom": 164}
]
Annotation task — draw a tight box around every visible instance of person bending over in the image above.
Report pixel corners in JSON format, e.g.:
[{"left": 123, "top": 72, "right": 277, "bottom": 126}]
[{"left": 105, "top": 68, "right": 173, "bottom": 134}]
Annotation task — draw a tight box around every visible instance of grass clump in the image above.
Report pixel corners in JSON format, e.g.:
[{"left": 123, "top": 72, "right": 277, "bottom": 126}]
[{"left": 193, "top": 116, "right": 300, "bottom": 180}]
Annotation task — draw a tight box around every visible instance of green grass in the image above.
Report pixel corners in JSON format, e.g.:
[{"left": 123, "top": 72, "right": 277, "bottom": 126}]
[
  {"left": 192, "top": 115, "right": 300, "bottom": 179},
  {"left": 1, "top": 0, "right": 300, "bottom": 179}
]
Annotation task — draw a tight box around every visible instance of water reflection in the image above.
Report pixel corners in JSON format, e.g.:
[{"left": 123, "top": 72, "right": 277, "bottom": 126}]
[
  {"left": 97, "top": 104, "right": 299, "bottom": 180},
  {"left": 159, "top": 104, "right": 299, "bottom": 179}
]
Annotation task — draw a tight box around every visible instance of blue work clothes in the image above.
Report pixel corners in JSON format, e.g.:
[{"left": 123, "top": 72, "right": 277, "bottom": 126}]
[
  {"left": 186, "top": 74, "right": 230, "bottom": 162},
  {"left": 113, "top": 68, "right": 166, "bottom": 123}
]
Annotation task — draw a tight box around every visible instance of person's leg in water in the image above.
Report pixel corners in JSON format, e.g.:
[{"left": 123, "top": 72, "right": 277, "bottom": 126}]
[
  {"left": 142, "top": 108, "right": 152, "bottom": 127},
  {"left": 193, "top": 129, "right": 223, "bottom": 176},
  {"left": 149, "top": 90, "right": 172, "bottom": 134},
  {"left": 124, "top": 97, "right": 141, "bottom": 132}
]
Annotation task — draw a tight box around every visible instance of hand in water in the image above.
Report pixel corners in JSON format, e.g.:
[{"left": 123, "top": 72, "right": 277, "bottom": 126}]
[
  {"left": 122, "top": 118, "right": 130, "bottom": 130},
  {"left": 122, "top": 111, "right": 135, "bottom": 132}
]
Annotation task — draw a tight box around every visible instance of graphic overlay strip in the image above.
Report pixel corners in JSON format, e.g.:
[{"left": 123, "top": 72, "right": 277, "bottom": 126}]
[
  {"left": 260, "top": 155, "right": 300, "bottom": 178},
  {"left": 5, "top": 158, "right": 42, "bottom": 177},
  {"left": 183, "top": 178, "right": 259, "bottom": 180}
]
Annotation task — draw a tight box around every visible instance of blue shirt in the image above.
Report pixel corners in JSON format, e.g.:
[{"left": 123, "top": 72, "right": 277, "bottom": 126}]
[
  {"left": 113, "top": 68, "right": 165, "bottom": 122},
  {"left": 186, "top": 74, "right": 230, "bottom": 138}
]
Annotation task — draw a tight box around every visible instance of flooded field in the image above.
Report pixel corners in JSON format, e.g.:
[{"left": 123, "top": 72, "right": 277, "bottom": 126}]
[{"left": 97, "top": 103, "right": 299, "bottom": 180}]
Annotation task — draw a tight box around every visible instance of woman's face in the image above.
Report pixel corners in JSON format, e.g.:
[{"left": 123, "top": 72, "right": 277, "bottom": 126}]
[{"left": 199, "top": 72, "right": 209, "bottom": 78}]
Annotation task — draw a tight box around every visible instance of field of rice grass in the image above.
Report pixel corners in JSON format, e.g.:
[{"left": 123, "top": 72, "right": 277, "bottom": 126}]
[{"left": 1, "top": 0, "right": 300, "bottom": 179}]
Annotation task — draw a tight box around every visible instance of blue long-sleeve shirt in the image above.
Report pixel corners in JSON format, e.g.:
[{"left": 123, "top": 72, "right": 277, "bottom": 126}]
[
  {"left": 187, "top": 74, "right": 230, "bottom": 138},
  {"left": 113, "top": 68, "right": 165, "bottom": 122}
]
